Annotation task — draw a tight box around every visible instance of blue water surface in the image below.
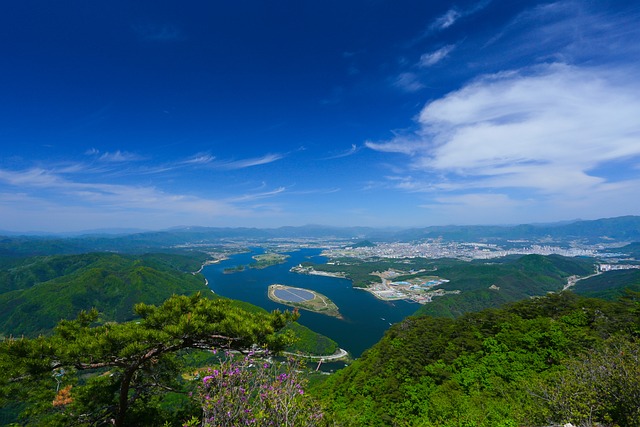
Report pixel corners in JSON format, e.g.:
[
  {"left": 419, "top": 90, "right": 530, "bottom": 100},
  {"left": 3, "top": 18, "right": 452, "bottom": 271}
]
[{"left": 203, "top": 248, "right": 418, "bottom": 358}]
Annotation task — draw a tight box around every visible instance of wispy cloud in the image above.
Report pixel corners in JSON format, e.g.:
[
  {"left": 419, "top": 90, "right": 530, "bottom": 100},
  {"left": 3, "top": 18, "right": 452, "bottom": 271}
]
[
  {"left": 431, "top": 9, "right": 461, "bottom": 31},
  {"left": 393, "top": 72, "right": 425, "bottom": 92},
  {"left": 213, "top": 153, "right": 284, "bottom": 170},
  {"left": 78, "top": 150, "right": 280, "bottom": 175},
  {"left": 288, "top": 187, "right": 341, "bottom": 196},
  {"left": 483, "top": 1, "right": 640, "bottom": 68},
  {"left": 368, "top": 63, "right": 640, "bottom": 217},
  {"left": 229, "top": 186, "right": 286, "bottom": 202},
  {"left": 86, "top": 149, "right": 145, "bottom": 163},
  {"left": 0, "top": 146, "right": 294, "bottom": 230},
  {"left": 0, "top": 166, "right": 250, "bottom": 231},
  {"left": 419, "top": 45, "right": 455, "bottom": 67},
  {"left": 365, "top": 136, "right": 421, "bottom": 156},
  {"left": 180, "top": 153, "right": 216, "bottom": 165},
  {"left": 100, "top": 150, "right": 145, "bottom": 163},
  {"left": 429, "top": 0, "right": 492, "bottom": 32},
  {"left": 322, "top": 144, "right": 360, "bottom": 160},
  {"left": 0, "top": 168, "right": 63, "bottom": 188}
]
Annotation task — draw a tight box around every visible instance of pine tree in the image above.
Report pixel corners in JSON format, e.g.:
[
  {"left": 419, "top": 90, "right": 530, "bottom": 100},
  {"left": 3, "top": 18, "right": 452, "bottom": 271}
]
[{"left": 0, "top": 293, "right": 297, "bottom": 426}]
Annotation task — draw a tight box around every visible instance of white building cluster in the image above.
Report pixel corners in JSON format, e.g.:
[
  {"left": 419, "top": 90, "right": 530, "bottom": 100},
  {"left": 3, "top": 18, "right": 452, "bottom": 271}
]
[{"left": 326, "top": 241, "right": 597, "bottom": 261}]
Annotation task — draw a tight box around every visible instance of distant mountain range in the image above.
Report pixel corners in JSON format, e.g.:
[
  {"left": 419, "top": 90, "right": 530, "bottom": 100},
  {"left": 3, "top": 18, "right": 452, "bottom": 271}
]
[
  {"left": 0, "top": 216, "right": 638, "bottom": 255},
  {"left": 380, "top": 215, "right": 640, "bottom": 242}
]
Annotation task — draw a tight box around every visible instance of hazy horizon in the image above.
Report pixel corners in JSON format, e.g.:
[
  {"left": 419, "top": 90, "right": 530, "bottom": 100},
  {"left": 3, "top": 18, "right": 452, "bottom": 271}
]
[
  {"left": 3, "top": 215, "right": 637, "bottom": 237},
  {"left": 1, "top": 1, "right": 639, "bottom": 232}
]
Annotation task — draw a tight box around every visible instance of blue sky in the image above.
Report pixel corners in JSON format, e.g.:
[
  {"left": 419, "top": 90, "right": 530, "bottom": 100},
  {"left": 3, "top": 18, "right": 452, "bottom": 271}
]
[{"left": 1, "top": 0, "right": 639, "bottom": 232}]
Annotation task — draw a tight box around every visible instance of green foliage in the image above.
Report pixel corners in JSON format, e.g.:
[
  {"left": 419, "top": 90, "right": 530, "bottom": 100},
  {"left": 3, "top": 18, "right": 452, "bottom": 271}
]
[
  {"left": 0, "top": 236, "right": 87, "bottom": 261},
  {"left": 0, "top": 293, "right": 298, "bottom": 427},
  {"left": 540, "top": 336, "right": 640, "bottom": 427},
  {"left": 313, "top": 292, "right": 639, "bottom": 427},
  {"left": 282, "top": 322, "right": 339, "bottom": 356},
  {"left": 573, "top": 268, "right": 640, "bottom": 300},
  {"left": 0, "top": 252, "right": 211, "bottom": 336}
]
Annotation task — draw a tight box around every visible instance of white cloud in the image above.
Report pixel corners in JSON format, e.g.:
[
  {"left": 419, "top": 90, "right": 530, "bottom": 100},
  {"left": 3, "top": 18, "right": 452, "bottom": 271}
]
[
  {"left": 87, "top": 149, "right": 144, "bottom": 163},
  {"left": 429, "top": 1, "right": 492, "bottom": 32},
  {"left": 368, "top": 63, "right": 640, "bottom": 217},
  {"left": 0, "top": 167, "right": 246, "bottom": 231},
  {"left": 322, "top": 144, "right": 360, "bottom": 160},
  {"left": 181, "top": 153, "right": 216, "bottom": 165},
  {"left": 419, "top": 45, "right": 455, "bottom": 67},
  {"left": 431, "top": 9, "right": 461, "bottom": 31},
  {"left": 365, "top": 137, "right": 421, "bottom": 155},
  {"left": 214, "top": 153, "right": 284, "bottom": 170},
  {"left": 229, "top": 187, "right": 286, "bottom": 202},
  {"left": 393, "top": 72, "right": 425, "bottom": 92},
  {"left": 482, "top": 1, "right": 640, "bottom": 69},
  {"left": 0, "top": 148, "right": 300, "bottom": 231}
]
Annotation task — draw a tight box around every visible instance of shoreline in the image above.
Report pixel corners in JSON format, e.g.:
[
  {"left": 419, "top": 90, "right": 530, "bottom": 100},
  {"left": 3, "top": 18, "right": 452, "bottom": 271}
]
[
  {"left": 268, "top": 284, "right": 342, "bottom": 319},
  {"left": 289, "top": 264, "right": 347, "bottom": 279},
  {"left": 283, "top": 348, "right": 349, "bottom": 361},
  {"left": 194, "top": 256, "right": 229, "bottom": 274},
  {"left": 356, "top": 286, "right": 407, "bottom": 302}
]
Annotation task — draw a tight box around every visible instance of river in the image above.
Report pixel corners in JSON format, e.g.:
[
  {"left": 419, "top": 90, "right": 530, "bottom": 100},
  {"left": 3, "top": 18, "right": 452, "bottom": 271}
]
[{"left": 203, "top": 248, "right": 418, "bottom": 359}]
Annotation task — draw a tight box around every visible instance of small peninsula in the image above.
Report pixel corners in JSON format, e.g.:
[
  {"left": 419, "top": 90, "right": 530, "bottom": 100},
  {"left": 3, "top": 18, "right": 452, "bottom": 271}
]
[{"left": 268, "top": 284, "right": 342, "bottom": 319}]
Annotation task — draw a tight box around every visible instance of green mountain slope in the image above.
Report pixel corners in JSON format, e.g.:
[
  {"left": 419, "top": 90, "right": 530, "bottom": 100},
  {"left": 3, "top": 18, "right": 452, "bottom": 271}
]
[
  {"left": 616, "top": 241, "right": 640, "bottom": 258},
  {"left": 0, "top": 253, "right": 210, "bottom": 336},
  {"left": 573, "top": 268, "right": 640, "bottom": 300},
  {"left": 414, "top": 254, "right": 595, "bottom": 317},
  {"left": 313, "top": 292, "right": 639, "bottom": 426}
]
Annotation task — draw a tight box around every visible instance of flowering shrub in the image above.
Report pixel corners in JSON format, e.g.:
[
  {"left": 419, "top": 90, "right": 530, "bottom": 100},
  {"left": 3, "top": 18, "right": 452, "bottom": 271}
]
[
  {"left": 189, "top": 350, "right": 324, "bottom": 427},
  {"left": 52, "top": 385, "right": 73, "bottom": 407}
]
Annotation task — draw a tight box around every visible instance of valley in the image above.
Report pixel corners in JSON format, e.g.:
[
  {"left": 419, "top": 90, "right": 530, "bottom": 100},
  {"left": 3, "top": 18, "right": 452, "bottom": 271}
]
[{"left": 1, "top": 216, "right": 639, "bottom": 426}]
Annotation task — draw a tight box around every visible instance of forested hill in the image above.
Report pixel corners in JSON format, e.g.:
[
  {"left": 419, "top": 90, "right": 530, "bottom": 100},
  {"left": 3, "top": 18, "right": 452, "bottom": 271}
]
[
  {"left": 413, "top": 254, "right": 595, "bottom": 317},
  {"left": 313, "top": 292, "right": 640, "bottom": 427},
  {"left": 0, "top": 252, "right": 210, "bottom": 336}
]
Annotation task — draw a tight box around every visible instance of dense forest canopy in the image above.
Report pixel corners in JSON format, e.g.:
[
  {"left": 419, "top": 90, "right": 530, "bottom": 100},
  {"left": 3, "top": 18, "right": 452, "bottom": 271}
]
[{"left": 313, "top": 291, "right": 640, "bottom": 427}]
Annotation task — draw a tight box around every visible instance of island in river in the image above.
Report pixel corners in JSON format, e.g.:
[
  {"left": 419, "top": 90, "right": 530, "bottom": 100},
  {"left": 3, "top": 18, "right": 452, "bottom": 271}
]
[
  {"left": 268, "top": 284, "right": 342, "bottom": 319},
  {"left": 224, "top": 253, "right": 289, "bottom": 273}
]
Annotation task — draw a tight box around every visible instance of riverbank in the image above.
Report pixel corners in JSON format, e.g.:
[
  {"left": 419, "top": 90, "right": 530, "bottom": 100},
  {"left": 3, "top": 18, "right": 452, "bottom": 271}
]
[
  {"left": 290, "top": 264, "right": 347, "bottom": 279},
  {"left": 283, "top": 348, "right": 349, "bottom": 362},
  {"left": 194, "top": 256, "right": 229, "bottom": 274}
]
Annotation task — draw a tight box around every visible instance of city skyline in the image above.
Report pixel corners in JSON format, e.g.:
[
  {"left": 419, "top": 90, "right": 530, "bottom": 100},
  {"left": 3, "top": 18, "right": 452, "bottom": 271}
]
[{"left": 1, "top": 0, "right": 639, "bottom": 232}]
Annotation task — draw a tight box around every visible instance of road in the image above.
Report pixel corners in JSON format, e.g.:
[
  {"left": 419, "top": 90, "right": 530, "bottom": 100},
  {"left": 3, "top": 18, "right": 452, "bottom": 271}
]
[{"left": 283, "top": 348, "right": 349, "bottom": 361}]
